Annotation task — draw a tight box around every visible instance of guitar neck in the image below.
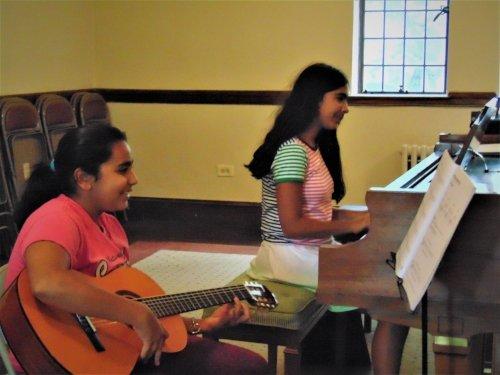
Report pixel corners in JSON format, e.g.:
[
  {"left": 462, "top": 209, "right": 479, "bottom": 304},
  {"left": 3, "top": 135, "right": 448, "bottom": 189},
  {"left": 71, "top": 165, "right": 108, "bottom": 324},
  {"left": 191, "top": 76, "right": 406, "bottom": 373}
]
[{"left": 136, "top": 285, "right": 250, "bottom": 318}]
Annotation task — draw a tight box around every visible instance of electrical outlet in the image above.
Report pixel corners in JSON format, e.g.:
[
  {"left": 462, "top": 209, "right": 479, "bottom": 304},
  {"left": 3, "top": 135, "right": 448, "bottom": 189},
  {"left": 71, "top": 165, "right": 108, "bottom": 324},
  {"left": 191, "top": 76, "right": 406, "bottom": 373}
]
[{"left": 217, "top": 164, "right": 234, "bottom": 177}]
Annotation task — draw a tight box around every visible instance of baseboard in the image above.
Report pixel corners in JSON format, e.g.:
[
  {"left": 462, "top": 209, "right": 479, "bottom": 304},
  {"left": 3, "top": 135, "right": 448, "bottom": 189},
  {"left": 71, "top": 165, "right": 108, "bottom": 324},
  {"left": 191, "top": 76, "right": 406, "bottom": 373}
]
[{"left": 123, "top": 197, "right": 261, "bottom": 245}]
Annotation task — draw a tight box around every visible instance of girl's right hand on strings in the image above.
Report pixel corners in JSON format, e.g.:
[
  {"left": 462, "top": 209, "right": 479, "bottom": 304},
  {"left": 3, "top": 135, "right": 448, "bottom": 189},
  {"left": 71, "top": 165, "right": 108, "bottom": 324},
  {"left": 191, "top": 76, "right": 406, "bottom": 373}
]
[{"left": 132, "top": 303, "right": 168, "bottom": 366}]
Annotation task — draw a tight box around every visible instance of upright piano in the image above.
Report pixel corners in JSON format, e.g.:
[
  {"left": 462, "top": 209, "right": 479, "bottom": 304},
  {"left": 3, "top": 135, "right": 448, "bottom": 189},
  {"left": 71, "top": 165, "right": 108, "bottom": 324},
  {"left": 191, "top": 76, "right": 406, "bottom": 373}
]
[{"left": 317, "top": 134, "right": 499, "bottom": 373}]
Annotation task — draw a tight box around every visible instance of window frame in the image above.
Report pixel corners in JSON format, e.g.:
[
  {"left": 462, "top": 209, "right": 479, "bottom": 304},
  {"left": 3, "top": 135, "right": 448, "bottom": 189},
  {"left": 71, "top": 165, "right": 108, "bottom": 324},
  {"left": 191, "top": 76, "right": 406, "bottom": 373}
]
[{"left": 351, "top": 0, "right": 450, "bottom": 98}]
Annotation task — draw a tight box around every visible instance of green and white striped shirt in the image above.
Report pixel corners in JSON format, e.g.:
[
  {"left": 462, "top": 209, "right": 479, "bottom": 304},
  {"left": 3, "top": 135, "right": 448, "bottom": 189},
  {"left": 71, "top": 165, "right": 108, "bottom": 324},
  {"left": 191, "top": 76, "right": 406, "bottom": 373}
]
[{"left": 261, "top": 138, "right": 334, "bottom": 245}]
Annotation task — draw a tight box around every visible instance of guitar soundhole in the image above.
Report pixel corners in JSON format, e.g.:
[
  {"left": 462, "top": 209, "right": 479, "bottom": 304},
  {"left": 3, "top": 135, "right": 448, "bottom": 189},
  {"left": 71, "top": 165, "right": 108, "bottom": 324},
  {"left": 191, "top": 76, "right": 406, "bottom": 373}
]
[{"left": 116, "top": 290, "right": 141, "bottom": 299}]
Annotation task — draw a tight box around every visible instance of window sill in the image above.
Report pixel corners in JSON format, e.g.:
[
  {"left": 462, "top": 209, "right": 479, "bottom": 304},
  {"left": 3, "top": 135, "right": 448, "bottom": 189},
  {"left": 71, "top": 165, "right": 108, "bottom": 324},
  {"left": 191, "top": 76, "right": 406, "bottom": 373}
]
[{"left": 347, "top": 92, "right": 495, "bottom": 107}]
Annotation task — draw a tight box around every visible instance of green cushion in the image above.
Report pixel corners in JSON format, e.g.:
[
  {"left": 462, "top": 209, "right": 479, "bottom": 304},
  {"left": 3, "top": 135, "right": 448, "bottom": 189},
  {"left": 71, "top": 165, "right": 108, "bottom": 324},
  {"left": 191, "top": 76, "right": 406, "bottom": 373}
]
[
  {"left": 236, "top": 273, "right": 316, "bottom": 314},
  {"left": 203, "top": 273, "right": 326, "bottom": 330},
  {"left": 205, "top": 273, "right": 315, "bottom": 314}
]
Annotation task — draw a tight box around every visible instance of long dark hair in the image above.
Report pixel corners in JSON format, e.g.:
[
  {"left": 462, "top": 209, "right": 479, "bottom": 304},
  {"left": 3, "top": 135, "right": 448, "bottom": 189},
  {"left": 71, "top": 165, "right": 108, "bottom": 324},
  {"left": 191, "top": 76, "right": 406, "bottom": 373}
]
[
  {"left": 246, "top": 63, "right": 347, "bottom": 202},
  {"left": 15, "top": 125, "right": 127, "bottom": 228}
]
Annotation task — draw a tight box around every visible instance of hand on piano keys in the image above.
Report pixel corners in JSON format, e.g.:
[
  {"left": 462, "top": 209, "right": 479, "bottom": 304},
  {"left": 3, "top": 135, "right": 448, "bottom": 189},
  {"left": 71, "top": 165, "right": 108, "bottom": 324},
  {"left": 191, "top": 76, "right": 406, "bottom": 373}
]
[{"left": 332, "top": 205, "right": 370, "bottom": 244}]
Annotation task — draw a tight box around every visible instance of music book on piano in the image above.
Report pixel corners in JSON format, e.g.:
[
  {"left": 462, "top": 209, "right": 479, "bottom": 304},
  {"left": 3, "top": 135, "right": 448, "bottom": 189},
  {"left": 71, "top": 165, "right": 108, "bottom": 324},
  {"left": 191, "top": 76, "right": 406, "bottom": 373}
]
[{"left": 395, "top": 150, "right": 476, "bottom": 311}]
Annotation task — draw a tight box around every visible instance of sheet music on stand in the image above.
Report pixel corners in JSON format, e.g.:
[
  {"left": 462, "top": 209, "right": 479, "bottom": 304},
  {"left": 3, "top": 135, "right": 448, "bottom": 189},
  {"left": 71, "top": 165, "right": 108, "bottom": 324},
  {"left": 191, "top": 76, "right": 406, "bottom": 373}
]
[{"left": 395, "top": 150, "right": 476, "bottom": 311}]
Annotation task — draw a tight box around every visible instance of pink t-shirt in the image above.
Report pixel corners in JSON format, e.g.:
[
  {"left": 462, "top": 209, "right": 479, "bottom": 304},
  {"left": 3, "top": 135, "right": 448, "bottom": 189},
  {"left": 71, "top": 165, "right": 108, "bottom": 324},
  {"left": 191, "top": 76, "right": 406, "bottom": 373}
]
[
  {"left": 5, "top": 195, "right": 130, "bottom": 372},
  {"left": 5, "top": 194, "right": 130, "bottom": 290}
]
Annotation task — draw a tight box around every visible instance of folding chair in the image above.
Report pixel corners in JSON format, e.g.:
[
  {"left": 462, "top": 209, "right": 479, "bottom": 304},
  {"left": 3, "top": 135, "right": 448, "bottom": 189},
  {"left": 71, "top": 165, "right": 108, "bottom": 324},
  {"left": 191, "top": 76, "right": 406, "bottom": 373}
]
[
  {"left": 70, "top": 92, "right": 111, "bottom": 127},
  {"left": 0, "top": 137, "right": 17, "bottom": 262},
  {"left": 36, "top": 94, "right": 78, "bottom": 157},
  {"left": 0, "top": 97, "right": 51, "bottom": 203},
  {"left": 0, "top": 264, "right": 16, "bottom": 374}
]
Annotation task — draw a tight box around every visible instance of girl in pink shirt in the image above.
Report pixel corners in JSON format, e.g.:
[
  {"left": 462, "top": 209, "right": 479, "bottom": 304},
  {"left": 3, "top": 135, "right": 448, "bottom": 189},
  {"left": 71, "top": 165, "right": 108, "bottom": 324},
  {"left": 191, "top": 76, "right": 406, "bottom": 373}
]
[{"left": 5, "top": 125, "right": 266, "bottom": 374}]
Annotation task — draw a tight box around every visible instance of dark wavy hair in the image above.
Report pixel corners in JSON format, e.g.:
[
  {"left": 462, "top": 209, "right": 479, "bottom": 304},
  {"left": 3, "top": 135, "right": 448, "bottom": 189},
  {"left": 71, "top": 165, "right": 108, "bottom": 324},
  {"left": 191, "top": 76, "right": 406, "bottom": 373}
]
[
  {"left": 246, "top": 63, "right": 347, "bottom": 202},
  {"left": 15, "top": 125, "right": 127, "bottom": 228}
]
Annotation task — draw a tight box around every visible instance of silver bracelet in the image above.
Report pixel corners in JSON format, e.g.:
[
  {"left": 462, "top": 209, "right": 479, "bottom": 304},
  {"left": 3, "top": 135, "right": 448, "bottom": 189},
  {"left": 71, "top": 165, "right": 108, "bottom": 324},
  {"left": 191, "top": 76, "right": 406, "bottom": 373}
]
[{"left": 188, "top": 318, "right": 201, "bottom": 335}]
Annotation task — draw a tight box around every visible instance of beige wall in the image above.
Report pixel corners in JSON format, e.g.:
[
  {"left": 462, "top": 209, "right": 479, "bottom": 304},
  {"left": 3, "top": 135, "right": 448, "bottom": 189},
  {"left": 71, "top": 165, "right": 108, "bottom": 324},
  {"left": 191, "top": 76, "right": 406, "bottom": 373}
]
[
  {"left": 1, "top": 0, "right": 499, "bottom": 204},
  {"left": 93, "top": 1, "right": 354, "bottom": 89},
  {"left": 0, "top": 0, "right": 95, "bottom": 95},
  {"left": 447, "top": 0, "right": 498, "bottom": 92}
]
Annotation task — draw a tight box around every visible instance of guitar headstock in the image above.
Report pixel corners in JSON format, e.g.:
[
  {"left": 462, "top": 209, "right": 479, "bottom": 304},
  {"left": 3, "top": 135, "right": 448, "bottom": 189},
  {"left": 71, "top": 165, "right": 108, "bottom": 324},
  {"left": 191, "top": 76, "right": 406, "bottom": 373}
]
[{"left": 244, "top": 282, "right": 278, "bottom": 310}]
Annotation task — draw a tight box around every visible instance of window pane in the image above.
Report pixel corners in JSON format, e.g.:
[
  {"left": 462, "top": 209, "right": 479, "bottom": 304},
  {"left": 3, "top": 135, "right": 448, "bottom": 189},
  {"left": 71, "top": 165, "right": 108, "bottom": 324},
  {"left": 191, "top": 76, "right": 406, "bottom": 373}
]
[
  {"left": 385, "top": 11, "right": 404, "bottom": 37},
  {"left": 405, "top": 39, "right": 424, "bottom": 64},
  {"left": 363, "top": 66, "right": 383, "bottom": 92},
  {"left": 407, "top": 0, "right": 425, "bottom": 10},
  {"left": 425, "top": 38, "right": 446, "bottom": 65},
  {"left": 405, "top": 66, "right": 424, "bottom": 92},
  {"left": 425, "top": 66, "right": 445, "bottom": 92},
  {"left": 365, "top": 12, "right": 384, "bottom": 37},
  {"left": 364, "top": 39, "right": 384, "bottom": 64},
  {"left": 385, "top": 0, "right": 405, "bottom": 11},
  {"left": 405, "top": 11, "right": 425, "bottom": 37},
  {"left": 384, "top": 39, "right": 404, "bottom": 64},
  {"left": 383, "top": 66, "right": 403, "bottom": 92},
  {"left": 358, "top": 0, "right": 449, "bottom": 94},
  {"left": 365, "top": 0, "right": 384, "bottom": 11},
  {"left": 427, "top": 0, "right": 448, "bottom": 10},
  {"left": 427, "top": 10, "right": 447, "bottom": 37}
]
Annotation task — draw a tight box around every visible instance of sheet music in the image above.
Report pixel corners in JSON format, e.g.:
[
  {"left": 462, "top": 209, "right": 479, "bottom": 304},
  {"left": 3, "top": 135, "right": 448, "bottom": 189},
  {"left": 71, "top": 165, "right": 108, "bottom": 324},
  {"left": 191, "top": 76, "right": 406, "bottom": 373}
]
[{"left": 395, "top": 151, "right": 476, "bottom": 311}]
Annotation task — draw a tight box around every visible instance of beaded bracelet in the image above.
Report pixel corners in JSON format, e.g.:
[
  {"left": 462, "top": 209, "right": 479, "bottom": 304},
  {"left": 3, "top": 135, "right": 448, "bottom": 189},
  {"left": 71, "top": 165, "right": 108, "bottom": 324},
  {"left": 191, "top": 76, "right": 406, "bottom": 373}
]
[{"left": 188, "top": 318, "right": 201, "bottom": 335}]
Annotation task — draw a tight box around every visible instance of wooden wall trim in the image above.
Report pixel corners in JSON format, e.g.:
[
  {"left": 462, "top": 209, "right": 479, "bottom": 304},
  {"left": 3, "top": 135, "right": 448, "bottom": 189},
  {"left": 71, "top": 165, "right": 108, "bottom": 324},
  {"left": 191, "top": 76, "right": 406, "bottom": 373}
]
[
  {"left": 123, "top": 197, "right": 261, "bottom": 245},
  {"left": 99, "top": 89, "right": 495, "bottom": 107},
  {"left": 1, "top": 89, "right": 495, "bottom": 107},
  {"left": 98, "top": 89, "right": 289, "bottom": 105}
]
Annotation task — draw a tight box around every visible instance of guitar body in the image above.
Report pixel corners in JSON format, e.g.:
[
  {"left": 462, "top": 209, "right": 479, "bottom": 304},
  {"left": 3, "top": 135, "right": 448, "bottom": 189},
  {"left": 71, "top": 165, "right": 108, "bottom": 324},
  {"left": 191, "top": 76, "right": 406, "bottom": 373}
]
[{"left": 0, "top": 267, "right": 187, "bottom": 374}]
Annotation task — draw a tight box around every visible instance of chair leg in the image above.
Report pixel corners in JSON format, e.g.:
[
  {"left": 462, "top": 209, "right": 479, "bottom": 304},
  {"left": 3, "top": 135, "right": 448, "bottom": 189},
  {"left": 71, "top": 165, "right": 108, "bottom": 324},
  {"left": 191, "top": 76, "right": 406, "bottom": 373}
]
[
  {"left": 267, "top": 344, "right": 277, "bottom": 374},
  {"left": 0, "top": 328, "right": 15, "bottom": 375},
  {"left": 284, "top": 346, "right": 301, "bottom": 375}
]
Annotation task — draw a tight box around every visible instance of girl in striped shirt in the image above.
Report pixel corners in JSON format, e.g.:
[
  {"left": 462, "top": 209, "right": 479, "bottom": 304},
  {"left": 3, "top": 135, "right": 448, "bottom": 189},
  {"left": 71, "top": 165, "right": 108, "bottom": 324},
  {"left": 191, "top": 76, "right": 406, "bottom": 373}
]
[
  {"left": 245, "top": 63, "right": 372, "bottom": 369},
  {"left": 246, "top": 63, "right": 369, "bottom": 288}
]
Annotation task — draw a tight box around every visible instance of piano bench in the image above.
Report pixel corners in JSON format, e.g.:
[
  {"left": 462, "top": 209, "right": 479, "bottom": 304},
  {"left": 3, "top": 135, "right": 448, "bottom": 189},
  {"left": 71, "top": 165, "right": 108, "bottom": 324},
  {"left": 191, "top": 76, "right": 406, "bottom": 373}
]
[{"left": 202, "top": 274, "right": 370, "bottom": 374}]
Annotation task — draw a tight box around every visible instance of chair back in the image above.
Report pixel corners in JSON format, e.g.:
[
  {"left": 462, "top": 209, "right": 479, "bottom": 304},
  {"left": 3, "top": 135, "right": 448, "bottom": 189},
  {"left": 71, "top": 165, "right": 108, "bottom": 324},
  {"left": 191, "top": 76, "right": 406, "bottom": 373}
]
[
  {"left": 0, "top": 143, "right": 13, "bottom": 215},
  {"left": 71, "top": 92, "right": 111, "bottom": 127},
  {"left": 0, "top": 213, "right": 16, "bottom": 263},
  {"left": 0, "top": 130, "right": 17, "bottom": 262},
  {"left": 0, "top": 264, "right": 16, "bottom": 375},
  {"left": 0, "top": 264, "right": 7, "bottom": 291},
  {"left": 0, "top": 97, "right": 51, "bottom": 203},
  {"left": 36, "top": 94, "right": 77, "bottom": 157}
]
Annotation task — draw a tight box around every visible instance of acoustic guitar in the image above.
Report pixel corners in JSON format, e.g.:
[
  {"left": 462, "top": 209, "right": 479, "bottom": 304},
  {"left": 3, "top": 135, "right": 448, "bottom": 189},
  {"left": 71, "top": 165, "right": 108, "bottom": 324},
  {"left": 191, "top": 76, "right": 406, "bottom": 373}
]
[{"left": 0, "top": 266, "right": 277, "bottom": 374}]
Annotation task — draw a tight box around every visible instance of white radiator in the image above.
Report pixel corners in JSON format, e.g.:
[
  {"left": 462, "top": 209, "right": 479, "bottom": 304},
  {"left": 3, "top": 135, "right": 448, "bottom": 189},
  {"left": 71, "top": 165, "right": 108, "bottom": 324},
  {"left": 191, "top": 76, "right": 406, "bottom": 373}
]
[{"left": 401, "top": 144, "right": 434, "bottom": 172}]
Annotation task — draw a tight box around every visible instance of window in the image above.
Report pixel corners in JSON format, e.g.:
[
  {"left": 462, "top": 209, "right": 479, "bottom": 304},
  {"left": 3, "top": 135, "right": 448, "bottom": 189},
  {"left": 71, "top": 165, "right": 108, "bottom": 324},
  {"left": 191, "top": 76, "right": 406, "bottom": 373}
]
[{"left": 352, "top": 0, "right": 450, "bottom": 95}]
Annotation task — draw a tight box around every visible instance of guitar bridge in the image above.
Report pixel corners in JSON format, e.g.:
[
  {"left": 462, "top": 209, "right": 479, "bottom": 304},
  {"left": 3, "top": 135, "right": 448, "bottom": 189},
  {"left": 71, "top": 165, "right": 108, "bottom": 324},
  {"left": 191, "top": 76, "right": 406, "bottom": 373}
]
[{"left": 74, "top": 314, "right": 105, "bottom": 352}]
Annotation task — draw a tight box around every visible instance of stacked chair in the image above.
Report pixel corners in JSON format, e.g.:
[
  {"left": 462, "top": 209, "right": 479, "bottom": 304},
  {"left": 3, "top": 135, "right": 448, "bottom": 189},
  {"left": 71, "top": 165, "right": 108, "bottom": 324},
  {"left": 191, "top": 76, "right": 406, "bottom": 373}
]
[
  {"left": 0, "top": 263, "right": 15, "bottom": 374},
  {"left": 36, "top": 94, "right": 78, "bottom": 157},
  {"left": 0, "top": 97, "right": 51, "bottom": 203},
  {"left": 0, "top": 152, "right": 16, "bottom": 263},
  {"left": 0, "top": 97, "right": 52, "bottom": 262},
  {"left": 71, "top": 92, "right": 111, "bottom": 127}
]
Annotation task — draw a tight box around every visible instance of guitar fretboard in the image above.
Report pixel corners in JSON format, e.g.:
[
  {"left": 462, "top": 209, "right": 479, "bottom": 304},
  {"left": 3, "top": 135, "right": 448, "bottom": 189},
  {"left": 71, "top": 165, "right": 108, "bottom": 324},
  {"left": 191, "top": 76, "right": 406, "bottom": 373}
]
[{"left": 136, "top": 285, "right": 250, "bottom": 318}]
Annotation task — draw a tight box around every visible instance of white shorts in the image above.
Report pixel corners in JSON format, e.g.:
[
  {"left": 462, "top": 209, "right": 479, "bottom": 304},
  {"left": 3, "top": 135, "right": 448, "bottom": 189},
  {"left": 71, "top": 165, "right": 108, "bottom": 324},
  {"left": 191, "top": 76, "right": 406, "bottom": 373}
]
[{"left": 247, "top": 239, "right": 339, "bottom": 289}]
